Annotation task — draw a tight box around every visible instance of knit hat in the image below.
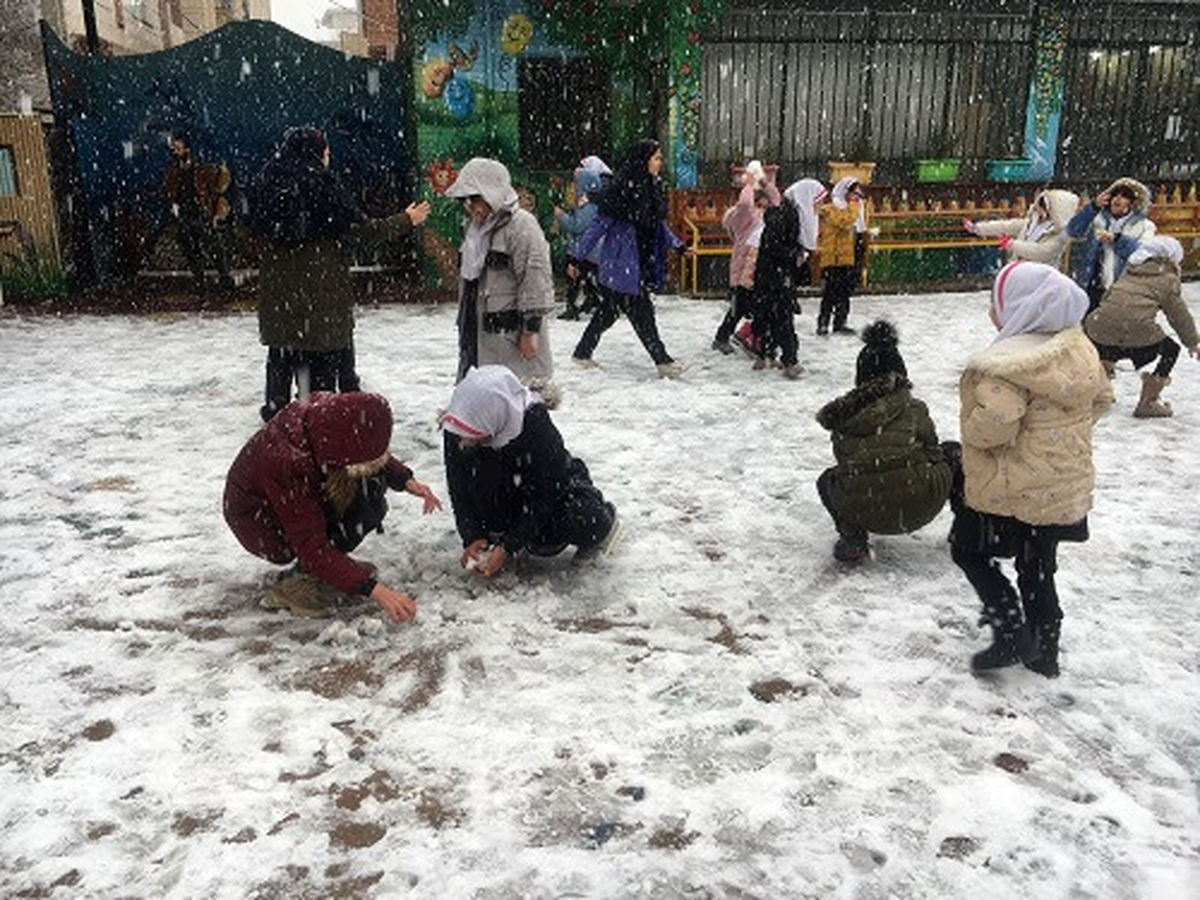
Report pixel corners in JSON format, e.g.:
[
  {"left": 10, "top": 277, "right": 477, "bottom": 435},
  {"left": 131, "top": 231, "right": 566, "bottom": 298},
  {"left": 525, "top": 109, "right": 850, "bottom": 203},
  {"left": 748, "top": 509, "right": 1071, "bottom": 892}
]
[{"left": 855, "top": 320, "right": 907, "bottom": 386}]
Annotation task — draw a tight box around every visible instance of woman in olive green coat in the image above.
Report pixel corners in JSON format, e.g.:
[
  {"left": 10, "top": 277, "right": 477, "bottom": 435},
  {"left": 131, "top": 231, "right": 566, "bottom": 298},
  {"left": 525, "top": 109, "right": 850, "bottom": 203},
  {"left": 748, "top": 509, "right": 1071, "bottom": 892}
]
[
  {"left": 251, "top": 126, "right": 429, "bottom": 421},
  {"left": 815, "top": 320, "right": 952, "bottom": 562}
]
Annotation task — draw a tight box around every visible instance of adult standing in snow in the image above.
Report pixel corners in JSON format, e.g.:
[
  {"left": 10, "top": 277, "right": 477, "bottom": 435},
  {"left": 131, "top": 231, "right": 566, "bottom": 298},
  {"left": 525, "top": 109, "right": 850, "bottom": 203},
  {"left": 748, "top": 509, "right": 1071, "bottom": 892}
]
[
  {"left": 250, "top": 126, "right": 430, "bottom": 421},
  {"left": 711, "top": 160, "right": 779, "bottom": 354},
  {"left": 223, "top": 392, "right": 442, "bottom": 621},
  {"left": 817, "top": 176, "right": 869, "bottom": 336},
  {"left": 442, "top": 366, "right": 619, "bottom": 577},
  {"left": 571, "top": 139, "right": 688, "bottom": 378},
  {"left": 554, "top": 157, "right": 610, "bottom": 321},
  {"left": 815, "top": 321, "right": 952, "bottom": 561},
  {"left": 1084, "top": 235, "right": 1199, "bottom": 417},
  {"left": 963, "top": 188, "right": 1080, "bottom": 270},
  {"left": 446, "top": 157, "right": 555, "bottom": 385},
  {"left": 163, "top": 133, "right": 234, "bottom": 293},
  {"left": 1065, "top": 177, "right": 1156, "bottom": 313},
  {"left": 951, "top": 261, "right": 1112, "bottom": 677}
]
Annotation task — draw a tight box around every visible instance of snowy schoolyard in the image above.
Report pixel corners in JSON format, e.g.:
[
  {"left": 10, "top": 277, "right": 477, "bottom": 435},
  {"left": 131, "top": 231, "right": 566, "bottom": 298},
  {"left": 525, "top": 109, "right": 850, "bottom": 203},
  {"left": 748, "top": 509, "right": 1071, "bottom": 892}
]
[{"left": 1, "top": 286, "right": 1198, "bottom": 898}]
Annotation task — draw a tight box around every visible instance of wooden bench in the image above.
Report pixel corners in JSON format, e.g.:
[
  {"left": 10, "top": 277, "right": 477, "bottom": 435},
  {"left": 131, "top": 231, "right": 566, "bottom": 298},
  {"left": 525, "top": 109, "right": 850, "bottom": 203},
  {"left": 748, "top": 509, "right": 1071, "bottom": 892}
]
[{"left": 669, "top": 188, "right": 737, "bottom": 295}]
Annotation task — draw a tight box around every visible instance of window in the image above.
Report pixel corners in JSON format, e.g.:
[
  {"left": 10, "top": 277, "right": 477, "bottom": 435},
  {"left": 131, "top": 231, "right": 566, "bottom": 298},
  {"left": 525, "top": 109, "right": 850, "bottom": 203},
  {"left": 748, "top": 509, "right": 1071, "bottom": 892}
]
[
  {"left": 518, "top": 57, "right": 610, "bottom": 170},
  {"left": 0, "top": 147, "right": 18, "bottom": 197}
]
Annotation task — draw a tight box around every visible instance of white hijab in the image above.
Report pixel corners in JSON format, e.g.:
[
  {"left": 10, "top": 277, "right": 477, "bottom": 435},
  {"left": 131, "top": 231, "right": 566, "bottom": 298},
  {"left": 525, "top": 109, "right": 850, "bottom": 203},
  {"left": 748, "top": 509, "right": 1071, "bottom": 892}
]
[
  {"left": 992, "top": 260, "right": 1089, "bottom": 341},
  {"left": 578, "top": 155, "right": 612, "bottom": 177},
  {"left": 441, "top": 365, "right": 536, "bottom": 449},
  {"left": 831, "top": 176, "right": 867, "bottom": 232},
  {"left": 783, "top": 178, "right": 827, "bottom": 250},
  {"left": 1128, "top": 234, "right": 1183, "bottom": 267}
]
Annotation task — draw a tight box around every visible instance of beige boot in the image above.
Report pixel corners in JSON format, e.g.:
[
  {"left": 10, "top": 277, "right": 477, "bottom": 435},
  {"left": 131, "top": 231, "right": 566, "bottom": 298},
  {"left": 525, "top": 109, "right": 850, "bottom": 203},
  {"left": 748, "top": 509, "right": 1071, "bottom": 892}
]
[
  {"left": 1133, "top": 372, "right": 1173, "bottom": 418},
  {"left": 264, "top": 572, "right": 335, "bottom": 618}
]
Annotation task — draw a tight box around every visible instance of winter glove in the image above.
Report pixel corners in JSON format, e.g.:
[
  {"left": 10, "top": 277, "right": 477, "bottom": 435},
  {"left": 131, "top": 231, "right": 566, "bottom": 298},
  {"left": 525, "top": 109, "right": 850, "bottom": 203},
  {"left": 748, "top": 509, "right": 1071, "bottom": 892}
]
[{"left": 997, "top": 233, "right": 1013, "bottom": 251}]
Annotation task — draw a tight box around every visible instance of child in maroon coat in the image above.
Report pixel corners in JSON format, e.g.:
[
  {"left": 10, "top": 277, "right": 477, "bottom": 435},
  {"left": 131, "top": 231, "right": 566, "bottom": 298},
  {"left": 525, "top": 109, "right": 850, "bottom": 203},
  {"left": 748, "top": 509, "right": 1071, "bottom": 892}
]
[{"left": 223, "top": 392, "right": 441, "bottom": 621}]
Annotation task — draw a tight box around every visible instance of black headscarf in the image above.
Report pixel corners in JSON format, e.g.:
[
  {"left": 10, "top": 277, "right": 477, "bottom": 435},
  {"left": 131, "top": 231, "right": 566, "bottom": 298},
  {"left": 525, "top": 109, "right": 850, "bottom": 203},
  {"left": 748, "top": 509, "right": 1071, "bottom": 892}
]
[
  {"left": 247, "top": 126, "right": 366, "bottom": 248},
  {"left": 596, "top": 139, "right": 666, "bottom": 235}
]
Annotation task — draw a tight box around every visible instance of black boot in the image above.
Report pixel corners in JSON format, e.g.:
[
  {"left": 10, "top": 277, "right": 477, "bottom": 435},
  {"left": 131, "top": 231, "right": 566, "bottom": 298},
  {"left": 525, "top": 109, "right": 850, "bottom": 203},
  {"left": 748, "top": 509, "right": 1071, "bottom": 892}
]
[
  {"left": 972, "top": 623, "right": 1039, "bottom": 672},
  {"left": 1024, "top": 621, "right": 1061, "bottom": 678}
]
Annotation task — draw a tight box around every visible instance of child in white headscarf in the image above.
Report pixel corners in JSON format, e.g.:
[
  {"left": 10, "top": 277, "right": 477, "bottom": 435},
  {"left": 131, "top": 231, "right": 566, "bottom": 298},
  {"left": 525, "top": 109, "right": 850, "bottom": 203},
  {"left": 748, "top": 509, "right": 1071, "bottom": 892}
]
[
  {"left": 1084, "top": 235, "right": 1199, "bottom": 417},
  {"left": 441, "top": 366, "right": 619, "bottom": 576},
  {"left": 951, "top": 261, "right": 1112, "bottom": 677}
]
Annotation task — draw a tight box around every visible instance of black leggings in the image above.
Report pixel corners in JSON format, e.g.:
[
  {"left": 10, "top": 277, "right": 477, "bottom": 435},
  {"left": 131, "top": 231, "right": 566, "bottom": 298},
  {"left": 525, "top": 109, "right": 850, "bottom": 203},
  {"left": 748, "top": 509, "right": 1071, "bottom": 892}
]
[
  {"left": 713, "top": 287, "right": 756, "bottom": 344},
  {"left": 573, "top": 286, "right": 673, "bottom": 366},
  {"left": 1095, "top": 336, "right": 1181, "bottom": 378},
  {"left": 819, "top": 266, "right": 856, "bottom": 330}
]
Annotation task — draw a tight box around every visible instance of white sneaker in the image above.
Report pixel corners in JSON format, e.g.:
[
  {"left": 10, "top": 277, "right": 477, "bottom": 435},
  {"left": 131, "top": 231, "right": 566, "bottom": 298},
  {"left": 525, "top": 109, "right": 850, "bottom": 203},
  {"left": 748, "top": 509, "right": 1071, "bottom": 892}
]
[
  {"left": 576, "top": 506, "right": 623, "bottom": 560},
  {"left": 656, "top": 361, "right": 688, "bottom": 379},
  {"left": 573, "top": 356, "right": 600, "bottom": 369}
]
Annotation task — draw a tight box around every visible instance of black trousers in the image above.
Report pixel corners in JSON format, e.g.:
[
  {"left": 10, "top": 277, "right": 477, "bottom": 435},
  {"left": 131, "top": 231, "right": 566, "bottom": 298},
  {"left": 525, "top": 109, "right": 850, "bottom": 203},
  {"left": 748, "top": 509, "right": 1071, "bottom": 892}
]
[
  {"left": 819, "top": 266, "right": 856, "bottom": 330},
  {"left": 752, "top": 290, "right": 799, "bottom": 366},
  {"left": 573, "top": 286, "right": 673, "bottom": 366},
  {"left": 177, "top": 216, "right": 230, "bottom": 285},
  {"left": 261, "top": 346, "right": 358, "bottom": 422},
  {"left": 1095, "top": 336, "right": 1181, "bottom": 378},
  {"left": 816, "top": 468, "right": 867, "bottom": 541},
  {"left": 713, "top": 287, "right": 756, "bottom": 344},
  {"left": 564, "top": 257, "right": 600, "bottom": 315}
]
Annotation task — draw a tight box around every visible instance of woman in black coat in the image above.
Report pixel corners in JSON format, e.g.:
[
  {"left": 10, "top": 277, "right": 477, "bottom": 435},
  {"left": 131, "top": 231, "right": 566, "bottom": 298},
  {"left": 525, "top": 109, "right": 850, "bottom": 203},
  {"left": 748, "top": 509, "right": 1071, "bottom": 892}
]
[{"left": 441, "top": 366, "right": 619, "bottom": 576}]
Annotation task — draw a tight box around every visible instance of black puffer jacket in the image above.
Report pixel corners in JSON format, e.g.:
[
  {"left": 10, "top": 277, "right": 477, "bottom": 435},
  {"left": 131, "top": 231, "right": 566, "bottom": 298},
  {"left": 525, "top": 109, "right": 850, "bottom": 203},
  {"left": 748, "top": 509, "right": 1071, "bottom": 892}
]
[{"left": 444, "top": 404, "right": 587, "bottom": 553}]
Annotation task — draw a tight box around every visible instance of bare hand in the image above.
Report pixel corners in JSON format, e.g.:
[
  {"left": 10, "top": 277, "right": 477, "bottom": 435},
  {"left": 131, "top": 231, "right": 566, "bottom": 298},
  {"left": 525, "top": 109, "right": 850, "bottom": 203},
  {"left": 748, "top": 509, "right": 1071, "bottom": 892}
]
[
  {"left": 461, "top": 538, "right": 490, "bottom": 569},
  {"left": 476, "top": 544, "right": 509, "bottom": 577},
  {"left": 962, "top": 217, "right": 976, "bottom": 234},
  {"left": 682, "top": 247, "right": 696, "bottom": 258},
  {"left": 1095, "top": 191, "right": 1111, "bottom": 208},
  {"left": 518, "top": 331, "right": 538, "bottom": 359},
  {"left": 370, "top": 583, "right": 417, "bottom": 622},
  {"left": 404, "top": 478, "right": 443, "bottom": 514},
  {"left": 1098, "top": 230, "right": 1115, "bottom": 245},
  {"left": 998, "top": 233, "right": 1013, "bottom": 251},
  {"left": 566, "top": 262, "right": 579, "bottom": 279},
  {"left": 1189, "top": 345, "right": 1200, "bottom": 360},
  {"left": 553, "top": 205, "right": 565, "bottom": 221},
  {"left": 406, "top": 201, "right": 431, "bottom": 227}
]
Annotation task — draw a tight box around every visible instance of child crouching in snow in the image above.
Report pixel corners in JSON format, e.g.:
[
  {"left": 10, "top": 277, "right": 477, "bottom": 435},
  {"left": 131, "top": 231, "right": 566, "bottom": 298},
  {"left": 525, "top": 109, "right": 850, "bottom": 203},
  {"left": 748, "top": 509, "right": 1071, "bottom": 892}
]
[
  {"left": 442, "top": 365, "right": 619, "bottom": 577},
  {"left": 223, "top": 392, "right": 442, "bottom": 621},
  {"left": 815, "top": 321, "right": 952, "bottom": 561},
  {"left": 952, "top": 261, "right": 1112, "bottom": 677}
]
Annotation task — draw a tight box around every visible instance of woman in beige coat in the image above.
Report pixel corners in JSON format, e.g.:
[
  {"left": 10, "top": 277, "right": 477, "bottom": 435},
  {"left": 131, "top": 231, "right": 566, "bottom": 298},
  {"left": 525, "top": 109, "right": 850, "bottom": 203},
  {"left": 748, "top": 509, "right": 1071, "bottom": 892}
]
[
  {"left": 963, "top": 188, "right": 1080, "bottom": 270},
  {"left": 951, "top": 260, "right": 1112, "bottom": 677},
  {"left": 1085, "top": 235, "right": 1200, "bottom": 417}
]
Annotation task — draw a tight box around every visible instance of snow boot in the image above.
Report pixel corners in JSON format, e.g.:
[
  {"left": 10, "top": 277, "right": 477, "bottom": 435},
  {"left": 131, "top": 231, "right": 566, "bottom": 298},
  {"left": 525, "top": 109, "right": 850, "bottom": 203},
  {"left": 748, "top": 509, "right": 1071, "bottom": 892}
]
[
  {"left": 781, "top": 363, "right": 804, "bottom": 380},
  {"left": 971, "top": 623, "right": 1039, "bottom": 672},
  {"left": 264, "top": 572, "right": 335, "bottom": 618},
  {"left": 656, "top": 361, "right": 688, "bottom": 379},
  {"left": 1024, "top": 620, "right": 1061, "bottom": 678},
  {"left": 711, "top": 338, "right": 735, "bottom": 355},
  {"left": 1133, "top": 372, "right": 1173, "bottom": 418},
  {"left": 833, "top": 534, "right": 870, "bottom": 562}
]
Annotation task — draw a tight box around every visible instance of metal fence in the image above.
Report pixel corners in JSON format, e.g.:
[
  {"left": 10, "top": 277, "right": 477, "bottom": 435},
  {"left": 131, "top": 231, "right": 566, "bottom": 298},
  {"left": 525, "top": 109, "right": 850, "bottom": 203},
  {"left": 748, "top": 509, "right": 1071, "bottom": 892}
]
[
  {"left": 699, "top": 0, "right": 1199, "bottom": 184},
  {"left": 1057, "top": 3, "right": 1200, "bottom": 182},
  {"left": 700, "top": 1, "right": 1033, "bottom": 182}
]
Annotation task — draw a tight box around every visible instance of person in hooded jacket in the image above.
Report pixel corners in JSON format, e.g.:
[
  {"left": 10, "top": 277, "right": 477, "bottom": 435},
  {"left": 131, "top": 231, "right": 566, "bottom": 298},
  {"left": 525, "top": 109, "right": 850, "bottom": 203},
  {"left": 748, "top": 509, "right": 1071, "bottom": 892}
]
[
  {"left": 446, "top": 158, "right": 555, "bottom": 385},
  {"left": 250, "top": 126, "right": 430, "bottom": 422},
  {"left": 711, "top": 160, "right": 779, "bottom": 354},
  {"left": 951, "top": 261, "right": 1112, "bottom": 677},
  {"left": 817, "top": 176, "right": 869, "bottom": 335},
  {"left": 223, "top": 392, "right": 443, "bottom": 621},
  {"left": 747, "top": 197, "right": 805, "bottom": 378},
  {"left": 442, "top": 366, "right": 619, "bottom": 577},
  {"left": 1065, "top": 177, "right": 1156, "bottom": 313},
  {"left": 815, "top": 321, "right": 952, "bottom": 561},
  {"left": 554, "top": 157, "right": 610, "bottom": 321},
  {"left": 963, "top": 188, "right": 1080, "bottom": 269},
  {"left": 1085, "top": 235, "right": 1199, "bottom": 417},
  {"left": 572, "top": 139, "right": 687, "bottom": 379}
]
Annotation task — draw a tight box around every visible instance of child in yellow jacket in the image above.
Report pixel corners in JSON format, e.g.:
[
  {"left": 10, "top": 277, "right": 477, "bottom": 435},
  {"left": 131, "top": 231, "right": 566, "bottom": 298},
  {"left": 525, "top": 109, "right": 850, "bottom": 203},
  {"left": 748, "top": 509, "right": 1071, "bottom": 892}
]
[{"left": 817, "top": 176, "right": 867, "bottom": 335}]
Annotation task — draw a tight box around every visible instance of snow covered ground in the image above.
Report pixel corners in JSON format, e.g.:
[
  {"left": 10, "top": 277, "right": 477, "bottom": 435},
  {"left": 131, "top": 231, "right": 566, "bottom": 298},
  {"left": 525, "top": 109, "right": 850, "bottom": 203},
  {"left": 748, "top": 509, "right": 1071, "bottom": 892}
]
[{"left": 1, "top": 286, "right": 1198, "bottom": 899}]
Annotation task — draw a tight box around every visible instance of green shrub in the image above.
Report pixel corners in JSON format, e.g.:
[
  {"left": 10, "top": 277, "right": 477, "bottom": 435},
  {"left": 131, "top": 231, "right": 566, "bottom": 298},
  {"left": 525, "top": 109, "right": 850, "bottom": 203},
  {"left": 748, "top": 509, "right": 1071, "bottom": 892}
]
[{"left": 1, "top": 243, "right": 67, "bottom": 303}]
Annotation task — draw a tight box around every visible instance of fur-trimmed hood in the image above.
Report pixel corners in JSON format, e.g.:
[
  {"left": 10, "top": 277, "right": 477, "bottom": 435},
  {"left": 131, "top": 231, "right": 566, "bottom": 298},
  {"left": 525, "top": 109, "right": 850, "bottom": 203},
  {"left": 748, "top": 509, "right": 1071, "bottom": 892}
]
[
  {"left": 1036, "top": 189, "right": 1081, "bottom": 229},
  {"left": 966, "top": 327, "right": 1102, "bottom": 409},
  {"left": 817, "top": 373, "right": 912, "bottom": 434},
  {"left": 1103, "top": 177, "right": 1151, "bottom": 215}
]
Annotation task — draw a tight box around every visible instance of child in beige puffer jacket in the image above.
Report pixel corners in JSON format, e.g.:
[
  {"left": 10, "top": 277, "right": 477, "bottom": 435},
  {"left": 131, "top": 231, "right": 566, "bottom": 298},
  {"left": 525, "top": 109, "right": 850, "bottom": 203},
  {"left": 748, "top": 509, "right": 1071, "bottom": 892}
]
[{"left": 951, "top": 261, "right": 1113, "bottom": 677}]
